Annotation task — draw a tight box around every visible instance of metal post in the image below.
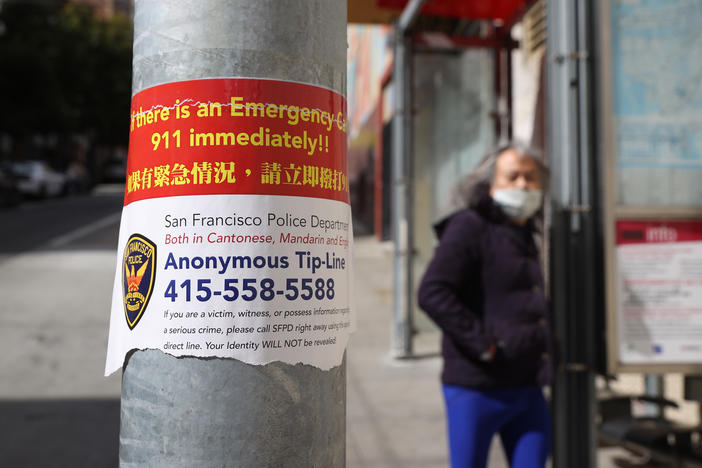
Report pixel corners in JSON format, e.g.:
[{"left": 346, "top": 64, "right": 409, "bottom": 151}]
[
  {"left": 391, "top": 29, "right": 414, "bottom": 358},
  {"left": 547, "top": 0, "right": 601, "bottom": 466},
  {"left": 390, "top": 0, "right": 427, "bottom": 358},
  {"left": 119, "top": 1, "right": 347, "bottom": 466},
  {"left": 493, "top": 28, "right": 511, "bottom": 144},
  {"left": 644, "top": 375, "right": 665, "bottom": 417},
  {"left": 493, "top": 37, "right": 504, "bottom": 142}
]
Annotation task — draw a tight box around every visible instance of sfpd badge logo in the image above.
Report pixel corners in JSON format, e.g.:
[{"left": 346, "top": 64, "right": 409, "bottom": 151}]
[{"left": 122, "top": 234, "right": 156, "bottom": 330}]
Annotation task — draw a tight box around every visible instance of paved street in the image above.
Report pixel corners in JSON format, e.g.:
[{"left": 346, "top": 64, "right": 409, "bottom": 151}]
[{"left": 0, "top": 187, "right": 124, "bottom": 467}]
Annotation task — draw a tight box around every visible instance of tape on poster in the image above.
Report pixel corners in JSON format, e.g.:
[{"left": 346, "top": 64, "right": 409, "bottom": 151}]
[{"left": 105, "top": 78, "right": 354, "bottom": 375}]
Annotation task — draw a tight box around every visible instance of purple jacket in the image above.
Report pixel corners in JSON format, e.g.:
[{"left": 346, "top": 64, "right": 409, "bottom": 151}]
[{"left": 417, "top": 194, "right": 554, "bottom": 389}]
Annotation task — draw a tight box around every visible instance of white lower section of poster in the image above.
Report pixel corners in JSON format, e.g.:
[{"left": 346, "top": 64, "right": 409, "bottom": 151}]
[
  {"left": 617, "top": 241, "right": 702, "bottom": 363},
  {"left": 105, "top": 194, "right": 354, "bottom": 375}
]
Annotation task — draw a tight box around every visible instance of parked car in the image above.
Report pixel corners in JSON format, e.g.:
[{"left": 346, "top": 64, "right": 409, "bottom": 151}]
[
  {"left": 12, "top": 160, "right": 67, "bottom": 199},
  {"left": 0, "top": 163, "right": 20, "bottom": 207}
]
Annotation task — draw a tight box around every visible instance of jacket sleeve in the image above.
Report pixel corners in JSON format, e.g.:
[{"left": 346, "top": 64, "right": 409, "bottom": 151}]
[{"left": 417, "top": 212, "right": 493, "bottom": 360}]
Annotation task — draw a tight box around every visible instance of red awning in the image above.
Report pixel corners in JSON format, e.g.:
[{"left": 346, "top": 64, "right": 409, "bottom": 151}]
[{"left": 377, "top": 0, "right": 532, "bottom": 23}]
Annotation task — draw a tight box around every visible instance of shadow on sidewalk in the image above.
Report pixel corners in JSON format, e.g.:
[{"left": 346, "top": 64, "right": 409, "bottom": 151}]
[{"left": 0, "top": 398, "right": 119, "bottom": 467}]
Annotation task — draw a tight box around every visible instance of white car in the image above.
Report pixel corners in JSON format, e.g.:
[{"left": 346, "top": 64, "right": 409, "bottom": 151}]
[{"left": 13, "top": 161, "right": 67, "bottom": 198}]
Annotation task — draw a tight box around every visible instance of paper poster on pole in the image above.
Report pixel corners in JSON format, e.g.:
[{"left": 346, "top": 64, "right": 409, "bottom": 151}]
[
  {"left": 105, "top": 78, "right": 354, "bottom": 376},
  {"left": 616, "top": 220, "right": 702, "bottom": 364}
]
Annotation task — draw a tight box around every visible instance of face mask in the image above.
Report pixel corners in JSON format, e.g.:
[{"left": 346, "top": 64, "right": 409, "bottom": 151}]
[{"left": 492, "top": 188, "right": 543, "bottom": 220}]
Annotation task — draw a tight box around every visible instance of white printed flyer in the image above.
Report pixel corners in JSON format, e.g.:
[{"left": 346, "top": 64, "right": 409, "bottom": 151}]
[
  {"left": 616, "top": 220, "right": 702, "bottom": 364},
  {"left": 105, "top": 78, "right": 354, "bottom": 375}
]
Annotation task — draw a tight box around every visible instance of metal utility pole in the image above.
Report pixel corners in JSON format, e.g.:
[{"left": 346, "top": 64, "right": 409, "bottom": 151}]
[
  {"left": 547, "top": 0, "right": 602, "bottom": 467},
  {"left": 119, "top": 1, "right": 347, "bottom": 466}
]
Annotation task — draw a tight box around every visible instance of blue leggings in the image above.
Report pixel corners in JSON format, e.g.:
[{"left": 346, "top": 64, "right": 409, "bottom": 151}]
[{"left": 442, "top": 385, "right": 551, "bottom": 468}]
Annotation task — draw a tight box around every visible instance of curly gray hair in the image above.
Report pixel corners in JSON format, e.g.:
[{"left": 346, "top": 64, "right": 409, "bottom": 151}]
[{"left": 459, "top": 141, "right": 549, "bottom": 208}]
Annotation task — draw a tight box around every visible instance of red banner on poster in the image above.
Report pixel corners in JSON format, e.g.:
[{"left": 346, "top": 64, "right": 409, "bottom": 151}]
[{"left": 124, "top": 78, "right": 348, "bottom": 206}]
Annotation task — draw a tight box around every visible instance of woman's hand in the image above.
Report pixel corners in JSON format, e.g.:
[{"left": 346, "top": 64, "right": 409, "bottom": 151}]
[{"left": 479, "top": 342, "right": 498, "bottom": 362}]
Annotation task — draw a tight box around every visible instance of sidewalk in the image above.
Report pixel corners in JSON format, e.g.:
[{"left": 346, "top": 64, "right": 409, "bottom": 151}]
[
  {"left": 346, "top": 235, "right": 632, "bottom": 468},
  {"left": 347, "top": 235, "right": 447, "bottom": 467}
]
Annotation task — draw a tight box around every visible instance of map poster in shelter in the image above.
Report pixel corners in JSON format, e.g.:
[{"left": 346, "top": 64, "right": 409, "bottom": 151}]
[
  {"left": 611, "top": 0, "right": 702, "bottom": 206},
  {"left": 105, "top": 78, "right": 354, "bottom": 376},
  {"left": 616, "top": 220, "right": 702, "bottom": 364}
]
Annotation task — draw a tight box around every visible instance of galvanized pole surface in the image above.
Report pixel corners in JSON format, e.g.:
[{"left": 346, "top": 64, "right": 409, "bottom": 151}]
[{"left": 120, "top": 2, "right": 347, "bottom": 467}]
